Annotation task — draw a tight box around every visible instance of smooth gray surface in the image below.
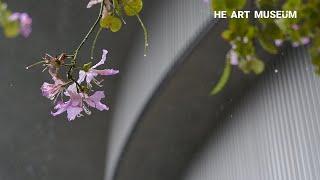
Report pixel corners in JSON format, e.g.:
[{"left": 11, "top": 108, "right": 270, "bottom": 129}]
[
  {"left": 184, "top": 47, "right": 320, "bottom": 180},
  {"left": 104, "top": 0, "right": 212, "bottom": 179},
  {"left": 0, "top": 1, "right": 136, "bottom": 180}
]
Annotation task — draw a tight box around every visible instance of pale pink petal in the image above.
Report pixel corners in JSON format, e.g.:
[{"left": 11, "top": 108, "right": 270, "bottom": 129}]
[
  {"left": 66, "top": 83, "right": 77, "bottom": 94},
  {"left": 85, "top": 91, "right": 109, "bottom": 111},
  {"left": 68, "top": 90, "right": 83, "bottom": 106},
  {"left": 9, "top": 13, "right": 20, "bottom": 21},
  {"left": 229, "top": 50, "right": 238, "bottom": 65},
  {"left": 78, "top": 70, "right": 86, "bottom": 83},
  {"left": 67, "top": 107, "right": 83, "bottom": 121},
  {"left": 20, "top": 13, "right": 32, "bottom": 26},
  {"left": 292, "top": 24, "right": 299, "bottom": 31},
  {"left": 92, "top": 49, "right": 108, "bottom": 69},
  {"left": 51, "top": 101, "right": 69, "bottom": 116},
  {"left": 87, "top": 0, "right": 103, "bottom": 8},
  {"left": 274, "top": 39, "right": 283, "bottom": 47},
  {"left": 301, "top": 37, "right": 310, "bottom": 45},
  {"left": 95, "top": 69, "right": 119, "bottom": 76},
  {"left": 86, "top": 71, "right": 98, "bottom": 84}
]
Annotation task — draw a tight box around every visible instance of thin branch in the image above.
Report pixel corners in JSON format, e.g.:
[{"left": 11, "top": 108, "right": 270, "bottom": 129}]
[
  {"left": 91, "top": 27, "right": 103, "bottom": 60},
  {"left": 73, "top": 1, "right": 104, "bottom": 61}
]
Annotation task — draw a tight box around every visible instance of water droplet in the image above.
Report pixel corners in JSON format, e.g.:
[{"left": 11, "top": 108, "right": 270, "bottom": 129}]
[
  {"left": 144, "top": 54, "right": 147, "bottom": 57},
  {"left": 274, "top": 69, "right": 279, "bottom": 73},
  {"left": 146, "top": 43, "right": 149, "bottom": 47},
  {"left": 25, "top": 67, "right": 29, "bottom": 70}
]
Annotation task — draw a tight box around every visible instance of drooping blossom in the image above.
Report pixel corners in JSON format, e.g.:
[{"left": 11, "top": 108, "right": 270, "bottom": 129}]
[
  {"left": 41, "top": 77, "right": 66, "bottom": 101},
  {"left": 9, "top": 12, "right": 32, "bottom": 37},
  {"left": 51, "top": 84, "right": 109, "bottom": 121},
  {"left": 78, "top": 49, "right": 119, "bottom": 87},
  {"left": 87, "top": 0, "right": 111, "bottom": 18}
]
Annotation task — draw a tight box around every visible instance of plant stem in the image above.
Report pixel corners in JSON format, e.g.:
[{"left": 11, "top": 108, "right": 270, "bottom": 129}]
[
  {"left": 136, "top": 14, "right": 149, "bottom": 56},
  {"left": 73, "top": 1, "right": 104, "bottom": 61},
  {"left": 91, "top": 27, "right": 103, "bottom": 60},
  {"left": 67, "top": 1, "right": 104, "bottom": 89}
]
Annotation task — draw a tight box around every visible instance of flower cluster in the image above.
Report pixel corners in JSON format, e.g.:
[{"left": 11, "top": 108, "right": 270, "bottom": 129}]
[
  {"left": 37, "top": 50, "right": 118, "bottom": 121},
  {"left": 208, "top": 0, "right": 320, "bottom": 95},
  {"left": 0, "top": 2, "right": 32, "bottom": 38},
  {"left": 27, "top": 0, "right": 147, "bottom": 121},
  {"left": 9, "top": 12, "right": 32, "bottom": 38}
]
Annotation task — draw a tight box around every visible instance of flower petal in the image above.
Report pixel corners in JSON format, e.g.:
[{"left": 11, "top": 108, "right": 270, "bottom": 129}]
[
  {"left": 51, "top": 101, "right": 69, "bottom": 117},
  {"left": 95, "top": 69, "right": 119, "bottom": 76},
  {"left": 92, "top": 49, "right": 108, "bottom": 69},
  {"left": 87, "top": 0, "right": 103, "bottom": 8},
  {"left": 86, "top": 71, "right": 98, "bottom": 85},
  {"left": 67, "top": 107, "right": 83, "bottom": 121},
  {"left": 78, "top": 70, "right": 86, "bottom": 83},
  {"left": 85, "top": 91, "right": 109, "bottom": 111}
]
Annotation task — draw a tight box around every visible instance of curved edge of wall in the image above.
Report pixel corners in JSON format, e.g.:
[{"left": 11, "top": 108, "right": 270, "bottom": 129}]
[{"left": 104, "top": 1, "right": 213, "bottom": 180}]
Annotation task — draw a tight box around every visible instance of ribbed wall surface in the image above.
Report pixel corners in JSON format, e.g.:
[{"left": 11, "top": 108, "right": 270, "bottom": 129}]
[
  {"left": 105, "top": 1, "right": 211, "bottom": 180},
  {"left": 184, "top": 47, "right": 320, "bottom": 180}
]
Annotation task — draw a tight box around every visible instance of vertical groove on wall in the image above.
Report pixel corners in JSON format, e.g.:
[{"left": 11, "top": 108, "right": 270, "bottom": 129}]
[{"left": 184, "top": 47, "right": 320, "bottom": 180}]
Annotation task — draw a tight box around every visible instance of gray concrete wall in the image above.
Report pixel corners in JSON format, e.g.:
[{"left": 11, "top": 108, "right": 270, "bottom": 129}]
[
  {"left": 104, "top": 0, "right": 212, "bottom": 179},
  {"left": 183, "top": 47, "right": 320, "bottom": 180}
]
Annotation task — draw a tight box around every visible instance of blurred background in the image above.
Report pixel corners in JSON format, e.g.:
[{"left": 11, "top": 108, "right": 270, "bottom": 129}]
[{"left": 1, "top": 1, "right": 320, "bottom": 180}]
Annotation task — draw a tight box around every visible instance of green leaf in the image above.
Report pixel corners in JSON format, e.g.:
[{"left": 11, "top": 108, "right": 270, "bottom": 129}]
[
  {"left": 256, "top": 0, "right": 277, "bottom": 10},
  {"left": 239, "top": 59, "right": 265, "bottom": 74},
  {"left": 3, "top": 21, "right": 20, "bottom": 38},
  {"left": 222, "top": 30, "right": 233, "bottom": 40},
  {"left": 250, "top": 59, "right": 265, "bottom": 74},
  {"left": 122, "top": 0, "right": 143, "bottom": 16},
  {"left": 100, "top": 16, "right": 122, "bottom": 32},
  {"left": 110, "top": 17, "right": 122, "bottom": 32},
  {"left": 210, "top": 60, "right": 232, "bottom": 95},
  {"left": 283, "top": 0, "right": 301, "bottom": 10},
  {"left": 258, "top": 31, "right": 278, "bottom": 54},
  {"left": 225, "top": 0, "right": 247, "bottom": 10}
]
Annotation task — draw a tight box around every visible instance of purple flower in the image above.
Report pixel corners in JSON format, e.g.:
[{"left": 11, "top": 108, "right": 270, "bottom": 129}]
[
  {"left": 51, "top": 90, "right": 84, "bottom": 121},
  {"left": 300, "top": 37, "right": 310, "bottom": 45},
  {"left": 51, "top": 84, "right": 109, "bottom": 121},
  {"left": 41, "top": 77, "right": 65, "bottom": 100},
  {"left": 291, "top": 24, "right": 299, "bottom": 31},
  {"left": 229, "top": 50, "right": 238, "bottom": 65},
  {"left": 9, "top": 12, "right": 32, "bottom": 37},
  {"left": 78, "top": 49, "right": 119, "bottom": 87},
  {"left": 292, "top": 37, "right": 310, "bottom": 47},
  {"left": 274, "top": 39, "right": 283, "bottom": 47}
]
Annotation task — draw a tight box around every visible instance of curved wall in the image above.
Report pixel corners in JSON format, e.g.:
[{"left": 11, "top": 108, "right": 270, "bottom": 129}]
[
  {"left": 104, "top": 1, "right": 212, "bottom": 180},
  {"left": 184, "top": 47, "right": 320, "bottom": 180}
]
